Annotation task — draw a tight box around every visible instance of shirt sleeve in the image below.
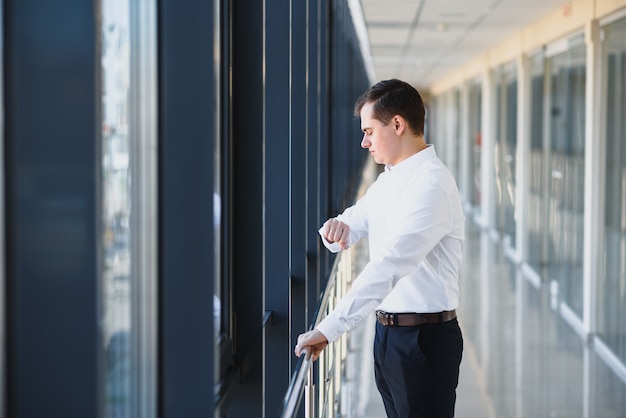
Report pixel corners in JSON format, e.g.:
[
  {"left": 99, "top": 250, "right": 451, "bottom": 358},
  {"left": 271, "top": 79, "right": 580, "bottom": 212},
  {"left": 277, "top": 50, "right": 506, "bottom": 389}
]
[{"left": 316, "top": 180, "right": 453, "bottom": 342}]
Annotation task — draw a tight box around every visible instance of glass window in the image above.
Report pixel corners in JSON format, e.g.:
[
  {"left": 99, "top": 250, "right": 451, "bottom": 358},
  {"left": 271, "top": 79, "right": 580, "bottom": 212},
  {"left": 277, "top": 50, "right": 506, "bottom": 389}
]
[
  {"left": 599, "top": 15, "right": 626, "bottom": 364},
  {"left": 100, "top": 1, "right": 157, "bottom": 416},
  {"left": 546, "top": 34, "right": 586, "bottom": 318}
]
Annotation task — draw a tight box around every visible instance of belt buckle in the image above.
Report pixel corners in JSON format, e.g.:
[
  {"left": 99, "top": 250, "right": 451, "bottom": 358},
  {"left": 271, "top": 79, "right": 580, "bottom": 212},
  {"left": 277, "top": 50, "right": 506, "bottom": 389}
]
[{"left": 378, "top": 311, "right": 395, "bottom": 326}]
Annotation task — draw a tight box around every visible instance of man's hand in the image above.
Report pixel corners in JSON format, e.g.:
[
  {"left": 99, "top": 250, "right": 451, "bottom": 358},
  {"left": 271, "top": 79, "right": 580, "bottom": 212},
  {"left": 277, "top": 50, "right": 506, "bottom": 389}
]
[
  {"left": 322, "top": 219, "right": 350, "bottom": 250},
  {"left": 294, "top": 329, "right": 328, "bottom": 361}
]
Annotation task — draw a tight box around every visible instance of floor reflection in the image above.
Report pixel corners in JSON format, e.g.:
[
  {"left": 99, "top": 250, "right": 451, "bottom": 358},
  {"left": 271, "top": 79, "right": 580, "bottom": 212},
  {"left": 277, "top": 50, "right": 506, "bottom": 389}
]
[{"left": 458, "top": 221, "right": 626, "bottom": 418}]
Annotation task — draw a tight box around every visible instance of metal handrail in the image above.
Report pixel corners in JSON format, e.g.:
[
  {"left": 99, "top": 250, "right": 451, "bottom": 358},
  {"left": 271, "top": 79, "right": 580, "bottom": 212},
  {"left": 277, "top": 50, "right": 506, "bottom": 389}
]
[
  {"left": 279, "top": 254, "right": 343, "bottom": 418},
  {"left": 280, "top": 159, "right": 376, "bottom": 418},
  {"left": 280, "top": 348, "right": 313, "bottom": 417}
]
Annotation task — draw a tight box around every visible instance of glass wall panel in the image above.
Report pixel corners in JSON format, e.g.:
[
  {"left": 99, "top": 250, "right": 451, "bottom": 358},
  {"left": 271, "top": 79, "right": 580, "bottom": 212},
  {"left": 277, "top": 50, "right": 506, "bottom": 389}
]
[
  {"left": 468, "top": 79, "right": 482, "bottom": 210},
  {"left": 101, "top": 3, "right": 132, "bottom": 415},
  {"left": 527, "top": 52, "right": 547, "bottom": 275},
  {"left": 436, "top": 90, "right": 461, "bottom": 181},
  {"left": 494, "top": 62, "right": 518, "bottom": 246},
  {"left": 452, "top": 89, "right": 461, "bottom": 182},
  {"left": 429, "top": 96, "right": 441, "bottom": 154},
  {"left": 546, "top": 35, "right": 586, "bottom": 318},
  {"left": 100, "top": 1, "right": 157, "bottom": 416},
  {"left": 427, "top": 95, "right": 435, "bottom": 144},
  {"left": 438, "top": 95, "right": 448, "bottom": 167},
  {"left": 599, "top": 16, "right": 626, "bottom": 365}
]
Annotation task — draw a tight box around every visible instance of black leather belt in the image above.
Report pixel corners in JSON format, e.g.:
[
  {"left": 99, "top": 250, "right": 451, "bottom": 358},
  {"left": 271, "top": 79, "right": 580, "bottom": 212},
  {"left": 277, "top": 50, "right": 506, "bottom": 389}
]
[{"left": 376, "top": 310, "right": 457, "bottom": 327}]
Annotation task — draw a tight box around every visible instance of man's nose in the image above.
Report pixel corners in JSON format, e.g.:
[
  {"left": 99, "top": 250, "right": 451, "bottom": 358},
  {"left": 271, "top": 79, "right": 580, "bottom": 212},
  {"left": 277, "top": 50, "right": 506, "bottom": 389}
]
[{"left": 361, "top": 135, "right": 370, "bottom": 149}]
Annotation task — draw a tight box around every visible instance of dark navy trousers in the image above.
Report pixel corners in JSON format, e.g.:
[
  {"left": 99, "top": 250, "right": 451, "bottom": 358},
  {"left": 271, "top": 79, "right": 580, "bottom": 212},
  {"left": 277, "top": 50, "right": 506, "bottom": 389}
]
[{"left": 373, "top": 318, "right": 463, "bottom": 418}]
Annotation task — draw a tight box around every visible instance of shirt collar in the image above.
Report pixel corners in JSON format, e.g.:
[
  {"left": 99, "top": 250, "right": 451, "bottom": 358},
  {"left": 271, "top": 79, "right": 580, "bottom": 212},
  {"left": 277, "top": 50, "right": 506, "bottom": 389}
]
[{"left": 384, "top": 144, "right": 437, "bottom": 175}]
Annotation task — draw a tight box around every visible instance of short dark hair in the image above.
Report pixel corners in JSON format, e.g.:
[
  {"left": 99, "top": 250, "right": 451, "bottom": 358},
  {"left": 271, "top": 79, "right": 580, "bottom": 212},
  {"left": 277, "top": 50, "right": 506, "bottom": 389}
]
[{"left": 354, "top": 79, "right": 425, "bottom": 136}]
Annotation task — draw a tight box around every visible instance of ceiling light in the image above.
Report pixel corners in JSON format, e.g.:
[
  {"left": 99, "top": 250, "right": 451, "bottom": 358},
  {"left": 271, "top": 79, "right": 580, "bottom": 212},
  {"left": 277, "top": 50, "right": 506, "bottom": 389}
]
[{"left": 436, "top": 23, "right": 447, "bottom": 31}]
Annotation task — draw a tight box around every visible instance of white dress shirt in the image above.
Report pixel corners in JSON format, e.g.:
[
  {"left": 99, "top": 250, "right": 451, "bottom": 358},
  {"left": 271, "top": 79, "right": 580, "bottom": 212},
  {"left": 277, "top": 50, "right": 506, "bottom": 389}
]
[{"left": 316, "top": 145, "right": 465, "bottom": 343}]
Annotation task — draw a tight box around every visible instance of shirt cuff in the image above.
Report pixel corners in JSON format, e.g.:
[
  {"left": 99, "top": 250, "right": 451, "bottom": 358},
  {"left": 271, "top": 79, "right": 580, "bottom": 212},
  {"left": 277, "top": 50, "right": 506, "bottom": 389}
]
[
  {"left": 318, "top": 227, "right": 342, "bottom": 253},
  {"left": 316, "top": 314, "right": 346, "bottom": 343}
]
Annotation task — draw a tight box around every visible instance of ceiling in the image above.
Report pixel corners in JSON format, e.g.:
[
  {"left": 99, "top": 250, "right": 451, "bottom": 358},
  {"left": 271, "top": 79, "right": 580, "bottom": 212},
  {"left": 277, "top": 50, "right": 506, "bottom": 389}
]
[{"left": 357, "top": 0, "right": 569, "bottom": 91}]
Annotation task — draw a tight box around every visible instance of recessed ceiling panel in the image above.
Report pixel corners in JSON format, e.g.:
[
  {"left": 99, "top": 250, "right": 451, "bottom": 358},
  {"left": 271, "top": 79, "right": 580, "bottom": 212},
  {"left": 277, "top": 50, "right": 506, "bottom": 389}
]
[{"left": 358, "top": 0, "right": 571, "bottom": 90}]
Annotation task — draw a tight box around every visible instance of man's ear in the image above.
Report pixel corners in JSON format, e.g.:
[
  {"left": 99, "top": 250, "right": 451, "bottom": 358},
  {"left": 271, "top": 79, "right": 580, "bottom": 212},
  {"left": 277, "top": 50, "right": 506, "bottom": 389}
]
[{"left": 392, "top": 115, "right": 405, "bottom": 135}]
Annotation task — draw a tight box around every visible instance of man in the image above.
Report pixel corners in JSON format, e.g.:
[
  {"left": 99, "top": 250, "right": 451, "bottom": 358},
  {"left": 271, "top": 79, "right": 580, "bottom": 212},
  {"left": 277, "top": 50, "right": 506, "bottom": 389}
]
[{"left": 294, "top": 79, "right": 465, "bottom": 418}]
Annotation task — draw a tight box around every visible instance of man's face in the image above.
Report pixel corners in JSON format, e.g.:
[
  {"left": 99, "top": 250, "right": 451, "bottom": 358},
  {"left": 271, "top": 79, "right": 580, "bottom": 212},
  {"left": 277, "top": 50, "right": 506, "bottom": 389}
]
[{"left": 359, "top": 102, "right": 402, "bottom": 166}]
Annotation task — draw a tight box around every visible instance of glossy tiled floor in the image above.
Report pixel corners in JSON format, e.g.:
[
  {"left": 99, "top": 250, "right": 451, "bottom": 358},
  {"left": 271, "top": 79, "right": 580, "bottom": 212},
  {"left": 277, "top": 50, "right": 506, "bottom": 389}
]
[
  {"left": 456, "top": 221, "right": 626, "bottom": 417},
  {"left": 346, "top": 220, "right": 626, "bottom": 417}
]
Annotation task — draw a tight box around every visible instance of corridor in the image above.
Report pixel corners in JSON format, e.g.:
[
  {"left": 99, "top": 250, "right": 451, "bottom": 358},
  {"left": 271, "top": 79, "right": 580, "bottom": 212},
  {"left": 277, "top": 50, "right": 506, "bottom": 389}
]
[{"left": 346, "top": 219, "right": 625, "bottom": 417}]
